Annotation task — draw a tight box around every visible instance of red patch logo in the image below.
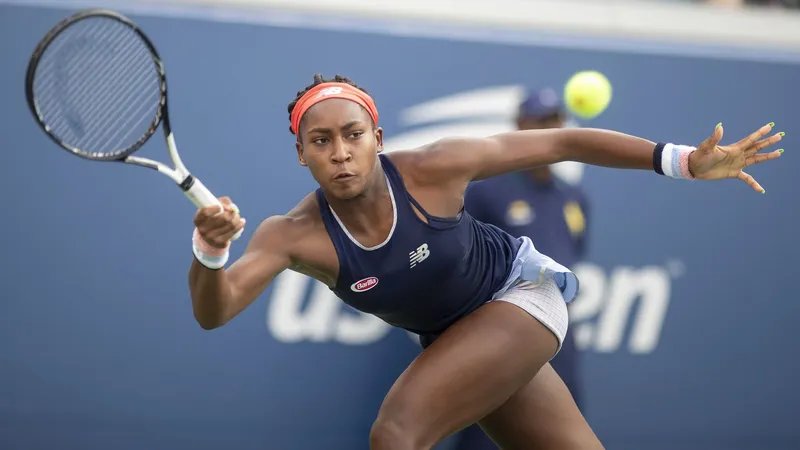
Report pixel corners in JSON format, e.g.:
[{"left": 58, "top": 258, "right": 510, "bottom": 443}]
[{"left": 351, "top": 277, "right": 379, "bottom": 293}]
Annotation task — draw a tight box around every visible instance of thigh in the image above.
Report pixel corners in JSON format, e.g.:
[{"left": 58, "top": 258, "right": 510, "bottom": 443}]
[
  {"left": 478, "top": 363, "right": 603, "bottom": 450},
  {"left": 375, "top": 300, "right": 560, "bottom": 448},
  {"left": 549, "top": 330, "right": 582, "bottom": 410}
]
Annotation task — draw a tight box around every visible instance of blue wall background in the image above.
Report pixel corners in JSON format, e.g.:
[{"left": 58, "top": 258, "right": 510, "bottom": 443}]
[{"left": 1, "top": 3, "right": 798, "bottom": 449}]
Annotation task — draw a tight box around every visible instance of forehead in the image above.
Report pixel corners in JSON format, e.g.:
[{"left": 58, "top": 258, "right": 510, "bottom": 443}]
[{"left": 302, "top": 99, "right": 372, "bottom": 132}]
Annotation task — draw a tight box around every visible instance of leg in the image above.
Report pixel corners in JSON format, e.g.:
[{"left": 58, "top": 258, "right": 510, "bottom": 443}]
[
  {"left": 478, "top": 363, "right": 602, "bottom": 450},
  {"left": 548, "top": 324, "right": 583, "bottom": 411},
  {"left": 369, "top": 280, "right": 563, "bottom": 450}
]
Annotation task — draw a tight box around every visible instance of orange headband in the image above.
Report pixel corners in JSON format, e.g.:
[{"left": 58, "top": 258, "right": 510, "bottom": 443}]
[{"left": 290, "top": 82, "right": 379, "bottom": 135}]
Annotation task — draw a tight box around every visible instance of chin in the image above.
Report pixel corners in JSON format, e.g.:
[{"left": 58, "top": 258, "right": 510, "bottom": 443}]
[{"left": 326, "top": 180, "right": 368, "bottom": 200}]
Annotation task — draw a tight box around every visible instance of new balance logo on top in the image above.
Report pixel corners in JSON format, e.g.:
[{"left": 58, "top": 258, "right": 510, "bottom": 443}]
[
  {"left": 409, "top": 243, "right": 430, "bottom": 268},
  {"left": 316, "top": 87, "right": 343, "bottom": 98}
]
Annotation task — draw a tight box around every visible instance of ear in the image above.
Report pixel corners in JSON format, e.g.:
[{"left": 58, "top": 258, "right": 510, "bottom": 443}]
[
  {"left": 374, "top": 127, "right": 384, "bottom": 154},
  {"left": 296, "top": 140, "right": 308, "bottom": 166}
]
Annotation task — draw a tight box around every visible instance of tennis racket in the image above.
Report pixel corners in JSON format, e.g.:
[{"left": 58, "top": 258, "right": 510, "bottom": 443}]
[{"left": 25, "top": 9, "right": 243, "bottom": 240}]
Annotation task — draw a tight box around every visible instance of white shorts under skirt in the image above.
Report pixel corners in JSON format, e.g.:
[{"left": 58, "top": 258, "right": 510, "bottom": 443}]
[
  {"left": 417, "top": 236, "right": 578, "bottom": 353},
  {"left": 489, "top": 278, "right": 569, "bottom": 358},
  {"left": 488, "top": 235, "right": 579, "bottom": 358}
]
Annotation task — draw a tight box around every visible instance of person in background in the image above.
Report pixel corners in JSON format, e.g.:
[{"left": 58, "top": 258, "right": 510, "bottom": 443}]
[{"left": 451, "top": 87, "right": 591, "bottom": 450}]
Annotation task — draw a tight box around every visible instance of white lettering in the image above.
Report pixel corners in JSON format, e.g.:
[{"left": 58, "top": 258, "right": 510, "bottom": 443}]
[
  {"left": 266, "top": 272, "right": 390, "bottom": 345},
  {"left": 571, "top": 263, "right": 674, "bottom": 354},
  {"left": 569, "top": 263, "right": 607, "bottom": 351},
  {"left": 266, "top": 262, "right": 674, "bottom": 352},
  {"left": 334, "top": 307, "right": 391, "bottom": 345},
  {"left": 267, "top": 271, "right": 339, "bottom": 343}
]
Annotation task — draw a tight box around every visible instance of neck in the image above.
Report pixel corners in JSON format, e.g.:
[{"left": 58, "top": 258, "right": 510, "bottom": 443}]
[{"left": 324, "top": 161, "right": 392, "bottom": 236}]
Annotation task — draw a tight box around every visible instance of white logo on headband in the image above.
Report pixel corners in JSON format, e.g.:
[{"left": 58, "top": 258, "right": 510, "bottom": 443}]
[{"left": 316, "top": 87, "right": 344, "bottom": 98}]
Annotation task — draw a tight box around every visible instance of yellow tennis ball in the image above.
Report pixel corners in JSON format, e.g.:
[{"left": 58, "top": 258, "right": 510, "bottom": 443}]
[{"left": 564, "top": 70, "right": 612, "bottom": 119}]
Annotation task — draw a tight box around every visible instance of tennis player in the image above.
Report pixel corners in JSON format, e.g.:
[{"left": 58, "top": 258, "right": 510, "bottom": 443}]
[{"left": 188, "top": 74, "right": 783, "bottom": 449}]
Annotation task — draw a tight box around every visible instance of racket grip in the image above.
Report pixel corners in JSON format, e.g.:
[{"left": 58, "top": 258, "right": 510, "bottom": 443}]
[
  {"left": 184, "top": 177, "right": 219, "bottom": 209},
  {"left": 184, "top": 177, "right": 243, "bottom": 241}
]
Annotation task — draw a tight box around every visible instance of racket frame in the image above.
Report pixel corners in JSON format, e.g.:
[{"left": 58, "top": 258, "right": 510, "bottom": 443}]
[{"left": 25, "top": 9, "right": 240, "bottom": 236}]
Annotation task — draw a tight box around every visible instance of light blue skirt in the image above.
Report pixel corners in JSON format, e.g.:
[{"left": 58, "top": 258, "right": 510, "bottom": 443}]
[{"left": 491, "top": 236, "right": 580, "bottom": 304}]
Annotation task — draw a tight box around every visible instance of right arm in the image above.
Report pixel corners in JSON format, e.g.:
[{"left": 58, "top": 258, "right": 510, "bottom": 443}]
[{"left": 189, "top": 211, "right": 295, "bottom": 330}]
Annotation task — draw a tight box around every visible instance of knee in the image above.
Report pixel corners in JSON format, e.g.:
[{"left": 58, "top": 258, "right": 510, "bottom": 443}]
[{"left": 369, "top": 416, "right": 427, "bottom": 450}]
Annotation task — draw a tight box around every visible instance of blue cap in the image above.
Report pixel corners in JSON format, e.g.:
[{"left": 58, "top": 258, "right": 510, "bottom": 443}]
[{"left": 518, "top": 87, "right": 564, "bottom": 120}]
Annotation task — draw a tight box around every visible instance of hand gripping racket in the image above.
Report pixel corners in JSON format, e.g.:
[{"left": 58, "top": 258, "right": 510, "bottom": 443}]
[{"left": 25, "top": 9, "right": 243, "bottom": 240}]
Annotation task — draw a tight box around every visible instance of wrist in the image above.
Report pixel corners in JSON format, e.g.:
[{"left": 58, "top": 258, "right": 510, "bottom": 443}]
[
  {"left": 192, "top": 228, "right": 230, "bottom": 270},
  {"left": 686, "top": 150, "right": 697, "bottom": 179},
  {"left": 653, "top": 142, "right": 696, "bottom": 180}
]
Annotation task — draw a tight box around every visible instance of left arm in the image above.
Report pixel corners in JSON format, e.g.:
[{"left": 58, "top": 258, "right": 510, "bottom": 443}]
[
  {"left": 411, "top": 123, "right": 781, "bottom": 192},
  {"left": 430, "top": 128, "right": 657, "bottom": 182}
]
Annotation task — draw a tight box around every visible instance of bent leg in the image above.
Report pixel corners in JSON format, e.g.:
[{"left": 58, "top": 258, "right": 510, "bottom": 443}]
[
  {"left": 369, "top": 281, "right": 564, "bottom": 450},
  {"left": 478, "top": 363, "right": 603, "bottom": 450},
  {"left": 549, "top": 325, "right": 583, "bottom": 411}
]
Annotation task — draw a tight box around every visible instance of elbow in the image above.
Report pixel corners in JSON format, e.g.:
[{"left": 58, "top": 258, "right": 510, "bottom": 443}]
[
  {"left": 193, "top": 310, "right": 226, "bottom": 331},
  {"left": 197, "top": 320, "right": 221, "bottom": 331}
]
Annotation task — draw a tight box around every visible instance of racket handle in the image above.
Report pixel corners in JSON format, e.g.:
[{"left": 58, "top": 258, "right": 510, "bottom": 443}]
[{"left": 184, "top": 177, "right": 243, "bottom": 241}]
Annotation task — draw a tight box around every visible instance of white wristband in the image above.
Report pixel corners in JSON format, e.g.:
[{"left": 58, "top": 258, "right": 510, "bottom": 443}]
[
  {"left": 192, "top": 228, "right": 230, "bottom": 270},
  {"left": 653, "top": 142, "right": 696, "bottom": 180}
]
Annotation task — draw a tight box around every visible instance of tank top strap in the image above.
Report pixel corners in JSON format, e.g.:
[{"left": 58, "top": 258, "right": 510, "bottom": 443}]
[
  {"left": 379, "top": 154, "right": 461, "bottom": 228},
  {"left": 315, "top": 188, "right": 333, "bottom": 226},
  {"left": 378, "top": 154, "right": 422, "bottom": 219},
  {"left": 315, "top": 188, "right": 355, "bottom": 280}
]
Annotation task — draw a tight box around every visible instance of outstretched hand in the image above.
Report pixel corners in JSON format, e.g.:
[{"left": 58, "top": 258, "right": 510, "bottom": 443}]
[{"left": 688, "top": 122, "right": 784, "bottom": 193}]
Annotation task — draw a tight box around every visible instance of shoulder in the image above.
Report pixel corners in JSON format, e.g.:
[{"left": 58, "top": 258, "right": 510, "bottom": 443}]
[
  {"left": 382, "top": 136, "right": 488, "bottom": 188},
  {"left": 249, "top": 193, "right": 324, "bottom": 249},
  {"left": 381, "top": 148, "right": 426, "bottom": 187}
]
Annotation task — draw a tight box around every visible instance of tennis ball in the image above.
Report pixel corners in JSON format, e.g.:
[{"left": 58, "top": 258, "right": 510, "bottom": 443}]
[{"left": 563, "top": 70, "right": 612, "bottom": 120}]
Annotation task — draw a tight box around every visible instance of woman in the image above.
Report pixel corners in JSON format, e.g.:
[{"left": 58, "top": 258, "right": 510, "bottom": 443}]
[{"left": 188, "top": 74, "right": 782, "bottom": 449}]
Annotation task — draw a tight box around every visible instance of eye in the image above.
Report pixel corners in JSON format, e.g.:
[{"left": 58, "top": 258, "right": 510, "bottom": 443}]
[
  {"left": 349, "top": 131, "right": 364, "bottom": 139},
  {"left": 311, "top": 137, "right": 329, "bottom": 145}
]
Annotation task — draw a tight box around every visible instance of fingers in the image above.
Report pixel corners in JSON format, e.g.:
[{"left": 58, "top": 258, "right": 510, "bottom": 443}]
[
  {"left": 746, "top": 131, "right": 784, "bottom": 155},
  {"left": 195, "top": 204, "right": 225, "bottom": 223},
  {"left": 738, "top": 170, "right": 765, "bottom": 194},
  {"left": 193, "top": 196, "right": 246, "bottom": 247},
  {"left": 194, "top": 197, "right": 237, "bottom": 223},
  {"left": 204, "top": 209, "right": 239, "bottom": 235},
  {"left": 746, "top": 149, "right": 783, "bottom": 167},
  {"left": 734, "top": 122, "right": 776, "bottom": 150},
  {"left": 219, "top": 196, "right": 240, "bottom": 214},
  {"left": 699, "top": 122, "right": 724, "bottom": 153}
]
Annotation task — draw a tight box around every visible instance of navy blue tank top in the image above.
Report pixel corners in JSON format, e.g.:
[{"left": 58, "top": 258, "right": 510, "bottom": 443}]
[{"left": 316, "top": 154, "right": 522, "bottom": 345}]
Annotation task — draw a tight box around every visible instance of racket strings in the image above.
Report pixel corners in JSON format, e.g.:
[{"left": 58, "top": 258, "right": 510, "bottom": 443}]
[
  {"left": 34, "top": 20, "right": 121, "bottom": 106},
  {"left": 39, "top": 41, "right": 149, "bottom": 142},
  {"left": 41, "top": 30, "right": 145, "bottom": 118},
  {"left": 45, "top": 21, "right": 159, "bottom": 149},
  {"left": 34, "top": 21, "right": 129, "bottom": 118},
  {"left": 32, "top": 16, "right": 162, "bottom": 158}
]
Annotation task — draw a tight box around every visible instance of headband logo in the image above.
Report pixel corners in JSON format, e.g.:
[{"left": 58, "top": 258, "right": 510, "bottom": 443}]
[{"left": 316, "top": 87, "right": 343, "bottom": 98}]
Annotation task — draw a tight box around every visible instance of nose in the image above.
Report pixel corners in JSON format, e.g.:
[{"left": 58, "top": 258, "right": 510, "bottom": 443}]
[{"left": 330, "top": 138, "right": 352, "bottom": 164}]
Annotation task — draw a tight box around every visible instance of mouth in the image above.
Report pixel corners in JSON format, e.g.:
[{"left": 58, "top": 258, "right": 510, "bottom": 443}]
[{"left": 333, "top": 172, "right": 356, "bottom": 182}]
